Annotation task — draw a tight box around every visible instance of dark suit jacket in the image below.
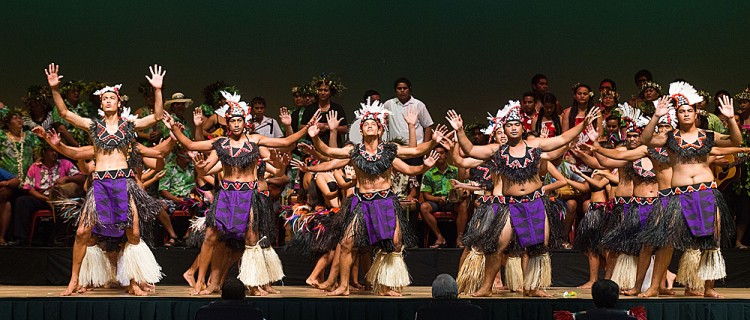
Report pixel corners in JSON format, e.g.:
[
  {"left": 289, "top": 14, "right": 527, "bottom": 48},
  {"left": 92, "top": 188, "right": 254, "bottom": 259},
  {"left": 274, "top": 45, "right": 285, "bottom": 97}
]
[{"left": 575, "top": 308, "right": 637, "bottom": 320}]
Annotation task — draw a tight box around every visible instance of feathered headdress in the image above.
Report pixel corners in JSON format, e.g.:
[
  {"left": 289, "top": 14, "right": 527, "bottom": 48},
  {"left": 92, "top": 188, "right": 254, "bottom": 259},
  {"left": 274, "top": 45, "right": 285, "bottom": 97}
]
[
  {"left": 98, "top": 106, "right": 139, "bottom": 122},
  {"left": 214, "top": 90, "right": 252, "bottom": 128},
  {"left": 355, "top": 98, "right": 390, "bottom": 129},
  {"left": 658, "top": 105, "right": 677, "bottom": 129},
  {"left": 668, "top": 81, "right": 702, "bottom": 106},
  {"left": 617, "top": 102, "right": 649, "bottom": 133},
  {"left": 482, "top": 100, "right": 523, "bottom": 135},
  {"left": 93, "top": 84, "right": 122, "bottom": 97}
]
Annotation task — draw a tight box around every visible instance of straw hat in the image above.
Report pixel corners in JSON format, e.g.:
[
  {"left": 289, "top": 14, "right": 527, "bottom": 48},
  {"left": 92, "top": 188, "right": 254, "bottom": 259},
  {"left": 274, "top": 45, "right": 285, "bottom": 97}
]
[{"left": 165, "top": 92, "right": 194, "bottom": 110}]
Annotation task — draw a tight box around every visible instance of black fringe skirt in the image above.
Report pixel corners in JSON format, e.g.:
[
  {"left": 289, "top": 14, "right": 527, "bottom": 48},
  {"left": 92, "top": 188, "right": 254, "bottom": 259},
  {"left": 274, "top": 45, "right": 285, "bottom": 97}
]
[
  {"left": 284, "top": 209, "right": 338, "bottom": 261},
  {"left": 574, "top": 202, "right": 607, "bottom": 254},
  {"left": 638, "top": 183, "right": 734, "bottom": 250},
  {"left": 324, "top": 190, "right": 416, "bottom": 253},
  {"left": 601, "top": 197, "right": 657, "bottom": 256}
]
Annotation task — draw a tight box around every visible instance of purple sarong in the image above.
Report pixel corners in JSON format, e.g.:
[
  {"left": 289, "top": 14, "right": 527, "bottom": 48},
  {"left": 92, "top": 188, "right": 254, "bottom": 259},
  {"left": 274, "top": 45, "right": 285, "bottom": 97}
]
[
  {"left": 638, "top": 203, "right": 655, "bottom": 229},
  {"left": 351, "top": 191, "right": 397, "bottom": 245},
  {"left": 509, "top": 198, "right": 546, "bottom": 248},
  {"left": 92, "top": 177, "right": 129, "bottom": 237},
  {"left": 679, "top": 189, "right": 716, "bottom": 237},
  {"left": 215, "top": 189, "right": 254, "bottom": 240}
]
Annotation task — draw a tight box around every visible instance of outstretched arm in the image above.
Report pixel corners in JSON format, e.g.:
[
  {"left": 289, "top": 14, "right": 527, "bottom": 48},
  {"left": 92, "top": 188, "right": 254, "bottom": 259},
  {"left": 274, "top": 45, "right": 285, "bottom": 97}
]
[
  {"left": 446, "top": 110, "right": 496, "bottom": 159},
  {"left": 134, "top": 65, "right": 166, "bottom": 129},
  {"left": 710, "top": 146, "right": 750, "bottom": 156},
  {"left": 32, "top": 127, "right": 94, "bottom": 160},
  {"left": 584, "top": 143, "right": 648, "bottom": 161},
  {"left": 165, "top": 113, "right": 215, "bottom": 151},
  {"left": 292, "top": 158, "right": 349, "bottom": 173},
  {"left": 536, "top": 107, "right": 600, "bottom": 151},
  {"left": 642, "top": 96, "right": 671, "bottom": 147},
  {"left": 258, "top": 110, "right": 316, "bottom": 148},
  {"left": 574, "top": 166, "right": 609, "bottom": 190},
  {"left": 444, "top": 135, "right": 484, "bottom": 168},
  {"left": 396, "top": 124, "right": 449, "bottom": 158},
  {"left": 392, "top": 151, "right": 440, "bottom": 175},
  {"left": 309, "top": 113, "right": 352, "bottom": 159},
  {"left": 45, "top": 64, "right": 92, "bottom": 130},
  {"left": 542, "top": 161, "right": 569, "bottom": 193}
]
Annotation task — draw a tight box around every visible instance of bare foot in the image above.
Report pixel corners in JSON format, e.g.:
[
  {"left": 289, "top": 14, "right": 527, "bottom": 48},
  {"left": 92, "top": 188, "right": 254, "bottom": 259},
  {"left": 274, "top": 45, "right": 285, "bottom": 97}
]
[
  {"left": 76, "top": 286, "right": 88, "bottom": 293},
  {"left": 263, "top": 285, "right": 280, "bottom": 294},
  {"left": 326, "top": 286, "right": 350, "bottom": 296},
  {"left": 637, "top": 287, "right": 659, "bottom": 297},
  {"left": 199, "top": 283, "right": 219, "bottom": 295},
  {"left": 659, "top": 288, "right": 676, "bottom": 296},
  {"left": 704, "top": 288, "right": 724, "bottom": 298},
  {"left": 305, "top": 277, "right": 320, "bottom": 288},
  {"left": 577, "top": 281, "right": 595, "bottom": 289},
  {"left": 736, "top": 243, "right": 749, "bottom": 249},
  {"left": 666, "top": 271, "right": 676, "bottom": 289},
  {"left": 350, "top": 283, "right": 364, "bottom": 291},
  {"left": 318, "top": 281, "right": 337, "bottom": 292},
  {"left": 470, "top": 288, "right": 493, "bottom": 297},
  {"left": 129, "top": 285, "right": 149, "bottom": 296},
  {"left": 380, "top": 289, "right": 402, "bottom": 296},
  {"left": 140, "top": 283, "right": 156, "bottom": 293},
  {"left": 248, "top": 286, "right": 268, "bottom": 296},
  {"left": 183, "top": 270, "right": 196, "bottom": 287},
  {"left": 60, "top": 281, "right": 78, "bottom": 296},
  {"left": 685, "top": 287, "right": 704, "bottom": 296},
  {"left": 624, "top": 288, "right": 642, "bottom": 296},
  {"left": 525, "top": 289, "right": 552, "bottom": 297},
  {"left": 190, "top": 282, "right": 206, "bottom": 295}
]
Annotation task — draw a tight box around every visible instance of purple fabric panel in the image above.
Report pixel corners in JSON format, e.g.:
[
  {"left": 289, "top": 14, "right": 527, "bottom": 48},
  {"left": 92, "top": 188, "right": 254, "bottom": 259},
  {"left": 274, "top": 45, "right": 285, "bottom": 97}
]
[
  {"left": 92, "top": 178, "right": 128, "bottom": 237},
  {"left": 509, "top": 198, "right": 546, "bottom": 248},
  {"left": 638, "top": 203, "right": 655, "bottom": 229},
  {"left": 215, "top": 189, "right": 254, "bottom": 240},
  {"left": 679, "top": 189, "right": 716, "bottom": 237},
  {"left": 361, "top": 196, "right": 397, "bottom": 245}
]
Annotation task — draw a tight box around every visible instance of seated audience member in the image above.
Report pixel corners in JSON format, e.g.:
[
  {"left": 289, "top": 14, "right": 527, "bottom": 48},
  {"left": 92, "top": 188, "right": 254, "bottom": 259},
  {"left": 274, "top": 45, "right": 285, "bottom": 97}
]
[
  {"left": 195, "top": 278, "right": 265, "bottom": 320},
  {"left": 415, "top": 274, "right": 482, "bottom": 320},
  {"left": 420, "top": 145, "right": 469, "bottom": 248},
  {"left": 554, "top": 279, "right": 645, "bottom": 320},
  {"left": 0, "top": 168, "right": 20, "bottom": 245},
  {"left": 250, "top": 96, "right": 283, "bottom": 138},
  {"left": 12, "top": 145, "right": 83, "bottom": 245}
]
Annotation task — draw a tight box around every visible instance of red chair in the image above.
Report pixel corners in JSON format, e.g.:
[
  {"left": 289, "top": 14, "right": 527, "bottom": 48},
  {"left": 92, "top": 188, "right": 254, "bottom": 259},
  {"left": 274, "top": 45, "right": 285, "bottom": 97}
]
[
  {"left": 28, "top": 210, "right": 54, "bottom": 245},
  {"left": 419, "top": 211, "right": 457, "bottom": 248}
]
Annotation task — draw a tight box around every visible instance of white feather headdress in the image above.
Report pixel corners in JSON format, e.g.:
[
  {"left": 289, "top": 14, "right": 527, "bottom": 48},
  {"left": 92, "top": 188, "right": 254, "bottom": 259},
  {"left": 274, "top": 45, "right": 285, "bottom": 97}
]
[
  {"left": 214, "top": 90, "right": 251, "bottom": 123},
  {"left": 355, "top": 98, "right": 390, "bottom": 128},
  {"left": 669, "top": 81, "right": 703, "bottom": 106},
  {"left": 481, "top": 108, "right": 504, "bottom": 135},
  {"left": 617, "top": 102, "right": 649, "bottom": 133},
  {"left": 482, "top": 100, "right": 522, "bottom": 135},
  {"left": 93, "top": 84, "right": 122, "bottom": 96}
]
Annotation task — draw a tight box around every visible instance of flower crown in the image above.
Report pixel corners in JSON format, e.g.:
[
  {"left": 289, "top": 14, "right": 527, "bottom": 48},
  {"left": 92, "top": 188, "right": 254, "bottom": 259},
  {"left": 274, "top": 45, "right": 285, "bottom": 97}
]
[
  {"left": 355, "top": 98, "right": 390, "bottom": 129},
  {"left": 640, "top": 81, "right": 662, "bottom": 93},
  {"left": 668, "top": 81, "right": 702, "bottom": 106},
  {"left": 94, "top": 84, "right": 123, "bottom": 96},
  {"left": 735, "top": 90, "right": 750, "bottom": 102},
  {"left": 311, "top": 73, "right": 346, "bottom": 96}
]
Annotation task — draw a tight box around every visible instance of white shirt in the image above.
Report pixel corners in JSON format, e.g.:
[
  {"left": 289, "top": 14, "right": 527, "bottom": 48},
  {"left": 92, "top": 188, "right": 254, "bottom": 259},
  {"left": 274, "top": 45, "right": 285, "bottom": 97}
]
[
  {"left": 254, "top": 116, "right": 283, "bottom": 138},
  {"left": 382, "top": 96, "right": 434, "bottom": 143},
  {"left": 348, "top": 119, "right": 362, "bottom": 144}
]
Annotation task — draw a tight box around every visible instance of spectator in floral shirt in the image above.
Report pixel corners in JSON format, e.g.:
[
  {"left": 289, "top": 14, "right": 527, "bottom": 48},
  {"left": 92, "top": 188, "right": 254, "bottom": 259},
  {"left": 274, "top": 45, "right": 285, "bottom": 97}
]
[
  {"left": 0, "top": 168, "right": 20, "bottom": 245},
  {"left": 158, "top": 147, "right": 196, "bottom": 245},
  {"left": 12, "top": 145, "right": 83, "bottom": 245}
]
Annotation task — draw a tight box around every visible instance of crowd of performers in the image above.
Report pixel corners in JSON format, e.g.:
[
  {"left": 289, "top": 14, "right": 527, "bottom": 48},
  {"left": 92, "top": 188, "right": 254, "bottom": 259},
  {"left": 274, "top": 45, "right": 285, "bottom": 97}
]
[{"left": 12, "top": 63, "right": 749, "bottom": 299}]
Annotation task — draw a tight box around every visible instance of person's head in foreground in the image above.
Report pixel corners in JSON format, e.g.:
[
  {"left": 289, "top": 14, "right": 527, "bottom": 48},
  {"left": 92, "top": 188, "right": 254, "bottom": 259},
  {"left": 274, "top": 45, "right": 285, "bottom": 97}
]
[
  {"left": 221, "top": 278, "right": 246, "bottom": 300},
  {"left": 431, "top": 274, "right": 458, "bottom": 299},
  {"left": 592, "top": 279, "right": 619, "bottom": 309}
]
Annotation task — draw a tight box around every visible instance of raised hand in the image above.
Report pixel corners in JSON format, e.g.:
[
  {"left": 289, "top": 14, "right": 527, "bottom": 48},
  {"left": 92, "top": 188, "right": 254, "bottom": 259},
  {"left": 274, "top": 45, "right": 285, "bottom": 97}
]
[
  {"left": 307, "top": 122, "right": 320, "bottom": 138},
  {"left": 440, "top": 132, "right": 456, "bottom": 149},
  {"left": 290, "top": 159, "right": 308, "bottom": 172},
  {"left": 653, "top": 96, "right": 671, "bottom": 117},
  {"left": 279, "top": 107, "right": 292, "bottom": 126},
  {"left": 540, "top": 124, "right": 550, "bottom": 139},
  {"left": 188, "top": 151, "right": 207, "bottom": 168},
  {"left": 298, "top": 142, "right": 315, "bottom": 155},
  {"left": 423, "top": 150, "right": 440, "bottom": 167},
  {"left": 48, "top": 128, "right": 61, "bottom": 146},
  {"left": 162, "top": 112, "right": 175, "bottom": 127},
  {"left": 584, "top": 106, "right": 601, "bottom": 125},
  {"left": 445, "top": 110, "right": 464, "bottom": 130},
  {"left": 145, "top": 64, "right": 166, "bottom": 89},
  {"left": 307, "top": 109, "right": 322, "bottom": 127},
  {"left": 432, "top": 124, "right": 449, "bottom": 141},
  {"left": 44, "top": 63, "right": 64, "bottom": 88},
  {"left": 718, "top": 95, "right": 735, "bottom": 118},
  {"left": 403, "top": 106, "right": 418, "bottom": 126},
  {"left": 577, "top": 143, "right": 597, "bottom": 153},
  {"left": 155, "top": 170, "right": 166, "bottom": 179},
  {"left": 326, "top": 110, "right": 342, "bottom": 132},
  {"left": 31, "top": 126, "right": 48, "bottom": 139},
  {"left": 193, "top": 107, "right": 204, "bottom": 127}
]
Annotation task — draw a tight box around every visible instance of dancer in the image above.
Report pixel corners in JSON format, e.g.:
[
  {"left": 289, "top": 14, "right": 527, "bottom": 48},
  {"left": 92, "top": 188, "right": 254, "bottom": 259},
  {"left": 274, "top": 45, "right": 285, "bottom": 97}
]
[
  {"left": 45, "top": 63, "right": 166, "bottom": 296},
  {"left": 639, "top": 82, "right": 741, "bottom": 298},
  {"left": 446, "top": 101, "right": 599, "bottom": 297},
  {"left": 307, "top": 102, "right": 449, "bottom": 296},
  {"left": 167, "top": 91, "right": 312, "bottom": 295}
]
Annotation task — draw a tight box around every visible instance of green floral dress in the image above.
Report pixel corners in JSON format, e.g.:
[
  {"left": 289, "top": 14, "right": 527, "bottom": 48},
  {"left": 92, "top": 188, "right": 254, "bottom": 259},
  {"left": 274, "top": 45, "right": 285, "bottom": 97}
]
[{"left": 0, "top": 130, "right": 41, "bottom": 182}]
